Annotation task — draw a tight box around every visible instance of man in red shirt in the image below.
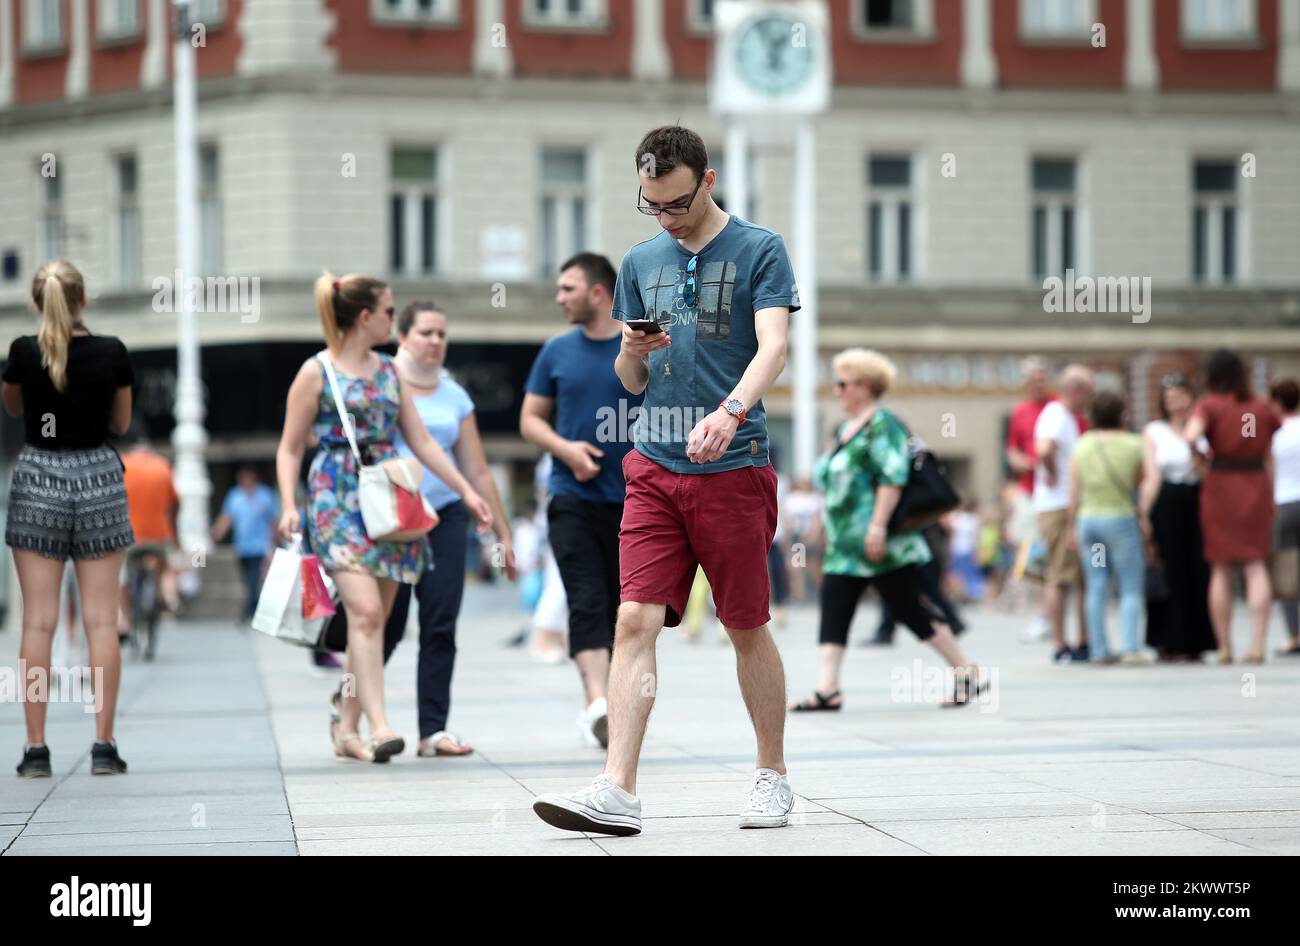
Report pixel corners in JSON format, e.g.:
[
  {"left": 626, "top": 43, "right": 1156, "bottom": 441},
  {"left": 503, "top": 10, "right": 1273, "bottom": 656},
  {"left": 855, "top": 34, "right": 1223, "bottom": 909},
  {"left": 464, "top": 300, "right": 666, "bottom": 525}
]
[{"left": 1006, "top": 357, "right": 1052, "bottom": 494}]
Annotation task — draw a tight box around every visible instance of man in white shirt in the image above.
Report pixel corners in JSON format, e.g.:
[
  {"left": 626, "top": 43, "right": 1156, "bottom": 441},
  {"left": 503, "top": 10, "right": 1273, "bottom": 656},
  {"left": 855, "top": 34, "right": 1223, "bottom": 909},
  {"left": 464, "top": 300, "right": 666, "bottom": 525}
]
[{"left": 1034, "top": 364, "right": 1093, "bottom": 662}]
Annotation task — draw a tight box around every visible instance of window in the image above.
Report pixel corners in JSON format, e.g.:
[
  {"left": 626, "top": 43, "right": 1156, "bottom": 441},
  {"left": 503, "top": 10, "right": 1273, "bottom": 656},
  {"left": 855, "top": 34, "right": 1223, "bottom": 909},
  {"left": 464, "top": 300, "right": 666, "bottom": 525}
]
[
  {"left": 99, "top": 0, "right": 141, "bottom": 40},
  {"left": 1031, "top": 158, "right": 1076, "bottom": 280},
  {"left": 373, "top": 0, "right": 457, "bottom": 23},
  {"left": 192, "top": 0, "right": 226, "bottom": 26},
  {"left": 1020, "top": 0, "right": 1096, "bottom": 38},
  {"left": 1193, "top": 160, "right": 1240, "bottom": 285},
  {"left": 390, "top": 147, "right": 439, "bottom": 277},
  {"left": 540, "top": 149, "right": 588, "bottom": 277},
  {"left": 40, "top": 166, "right": 64, "bottom": 262},
  {"left": 866, "top": 155, "right": 913, "bottom": 283},
  {"left": 863, "top": 0, "right": 912, "bottom": 30},
  {"left": 199, "top": 144, "right": 223, "bottom": 274},
  {"left": 115, "top": 154, "right": 141, "bottom": 287},
  {"left": 1182, "top": 0, "right": 1255, "bottom": 41},
  {"left": 22, "top": 0, "right": 63, "bottom": 51},
  {"left": 688, "top": 0, "right": 715, "bottom": 33},
  {"left": 526, "top": 0, "right": 602, "bottom": 28}
]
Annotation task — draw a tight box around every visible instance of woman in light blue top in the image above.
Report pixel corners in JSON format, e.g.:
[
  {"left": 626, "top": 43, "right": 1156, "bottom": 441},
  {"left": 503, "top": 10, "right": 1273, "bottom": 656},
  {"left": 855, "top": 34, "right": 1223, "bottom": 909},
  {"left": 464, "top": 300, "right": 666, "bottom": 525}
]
[{"left": 378, "top": 301, "right": 516, "bottom": 757}]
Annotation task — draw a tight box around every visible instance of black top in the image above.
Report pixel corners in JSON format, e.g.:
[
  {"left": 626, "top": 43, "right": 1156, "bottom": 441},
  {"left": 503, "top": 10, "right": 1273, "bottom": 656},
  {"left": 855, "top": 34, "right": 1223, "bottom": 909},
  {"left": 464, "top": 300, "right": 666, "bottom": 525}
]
[{"left": 2, "top": 334, "right": 134, "bottom": 448}]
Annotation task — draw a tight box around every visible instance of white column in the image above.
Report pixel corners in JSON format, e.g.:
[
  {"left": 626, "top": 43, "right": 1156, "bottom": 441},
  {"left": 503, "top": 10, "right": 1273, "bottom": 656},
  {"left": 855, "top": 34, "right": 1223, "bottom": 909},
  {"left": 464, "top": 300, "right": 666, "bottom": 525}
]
[
  {"left": 1125, "top": 0, "right": 1158, "bottom": 91},
  {"left": 0, "top": 0, "right": 14, "bottom": 110},
  {"left": 172, "top": 0, "right": 211, "bottom": 559},
  {"left": 65, "top": 0, "right": 89, "bottom": 99},
  {"left": 1129, "top": 351, "right": 1153, "bottom": 428},
  {"left": 960, "top": 0, "right": 997, "bottom": 89},
  {"left": 792, "top": 119, "right": 818, "bottom": 479},
  {"left": 1280, "top": 0, "right": 1300, "bottom": 92},
  {"left": 630, "top": 0, "right": 670, "bottom": 82},
  {"left": 237, "top": 0, "right": 335, "bottom": 75},
  {"left": 141, "top": 0, "right": 167, "bottom": 88},
  {"left": 473, "top": 0, "right": 511, "bottom": 77},
  {"left": 725, "top": 121, "right": 749, "bottom": 220}
]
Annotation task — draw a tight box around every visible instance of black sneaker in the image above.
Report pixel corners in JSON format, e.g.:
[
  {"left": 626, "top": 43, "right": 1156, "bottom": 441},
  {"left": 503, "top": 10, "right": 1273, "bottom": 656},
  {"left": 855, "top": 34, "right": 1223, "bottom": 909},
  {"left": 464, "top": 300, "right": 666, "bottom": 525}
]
[
  {"left": 1072, "top": 645, "right": 1090, "bottom": 662},
  {"left": 1052, "top": 646, "right": 1074, "bottom": 663},
  {"left": 16, "top": 745, "right": 51, "bottom": 779},
  {"left": 90, "top": 741, "right": 127, "bottom": 775}
]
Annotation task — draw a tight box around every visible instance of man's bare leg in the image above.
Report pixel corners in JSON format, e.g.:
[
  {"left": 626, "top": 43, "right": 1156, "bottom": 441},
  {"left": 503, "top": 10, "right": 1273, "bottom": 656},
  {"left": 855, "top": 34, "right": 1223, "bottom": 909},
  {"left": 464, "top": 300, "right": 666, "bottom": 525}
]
[
  {"left": 603, "top": 601, "right": 665, "bottom": 796},
  {"left": 726, "top": 624, "right": 787, "bottom": 775}
]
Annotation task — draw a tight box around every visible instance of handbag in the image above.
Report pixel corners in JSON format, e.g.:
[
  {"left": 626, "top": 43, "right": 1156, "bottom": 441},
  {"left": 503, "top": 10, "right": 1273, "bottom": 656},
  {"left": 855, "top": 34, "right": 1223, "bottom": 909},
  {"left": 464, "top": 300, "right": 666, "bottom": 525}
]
[
  {"left": 318, "top": 353, "right": 439, "bottom": 542},
  {"left": 883, "top": 417, "right": 960, "bottom": 533},
  {"left": 251, "top": 537, "right": 337, "bottom": 648}
]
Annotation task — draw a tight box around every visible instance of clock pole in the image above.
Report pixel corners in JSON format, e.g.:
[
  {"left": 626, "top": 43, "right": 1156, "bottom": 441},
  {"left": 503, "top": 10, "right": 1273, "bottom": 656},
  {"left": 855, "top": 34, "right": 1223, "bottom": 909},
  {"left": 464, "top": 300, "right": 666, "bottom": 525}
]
[
  {"left": 725, "top": 122, "right": 749, "bottom": 220},
  {"left": 792, "top": 117, "right": 818, "bottom": 481}
]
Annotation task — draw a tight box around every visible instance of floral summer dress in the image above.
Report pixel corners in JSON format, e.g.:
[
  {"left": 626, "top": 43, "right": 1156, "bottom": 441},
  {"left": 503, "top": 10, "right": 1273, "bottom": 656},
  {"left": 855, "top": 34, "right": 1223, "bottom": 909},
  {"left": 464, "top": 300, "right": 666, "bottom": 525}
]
[{"left": 308, "top": 352, "right": 429, "bottom": 583}]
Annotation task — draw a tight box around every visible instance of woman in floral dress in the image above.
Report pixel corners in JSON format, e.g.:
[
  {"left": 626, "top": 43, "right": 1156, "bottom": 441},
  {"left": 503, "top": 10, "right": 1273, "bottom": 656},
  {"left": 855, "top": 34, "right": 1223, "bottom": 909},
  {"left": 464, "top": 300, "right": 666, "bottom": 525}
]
[
  {"left": 275, "top": 273, "right": 491, "bottom": 762},
  {"left": 789, "top": 348, "right": 984, "bottom": 711}
]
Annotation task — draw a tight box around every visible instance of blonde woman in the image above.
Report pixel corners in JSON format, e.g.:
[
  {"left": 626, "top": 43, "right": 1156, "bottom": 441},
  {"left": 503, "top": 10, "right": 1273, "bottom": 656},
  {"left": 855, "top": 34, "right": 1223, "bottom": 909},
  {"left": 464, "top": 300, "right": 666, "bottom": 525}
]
[
  {"left": 793, "top": 348, "right": 985, "bottom": 711},
  {"left": 4, "top": 260, "right": 135, "bottom": 777},
  {"left": 275, "top": 273, "right": 492, "bottom": 763}
]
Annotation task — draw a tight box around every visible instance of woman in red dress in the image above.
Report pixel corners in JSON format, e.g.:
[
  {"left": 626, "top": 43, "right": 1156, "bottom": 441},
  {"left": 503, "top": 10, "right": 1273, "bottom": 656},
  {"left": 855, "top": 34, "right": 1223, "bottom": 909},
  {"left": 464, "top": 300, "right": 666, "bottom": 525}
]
[{"left": 1184, "top": 350, "right": 1280, "bottom": 664}]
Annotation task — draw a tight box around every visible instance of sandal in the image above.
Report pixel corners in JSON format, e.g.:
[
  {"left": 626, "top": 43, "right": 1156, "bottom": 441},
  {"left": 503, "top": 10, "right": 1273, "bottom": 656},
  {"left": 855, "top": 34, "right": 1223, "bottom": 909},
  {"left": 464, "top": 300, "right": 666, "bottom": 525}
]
[
  {"left": 328, "top": 690, "right": 341, "bottom": 752},
  {"left": 368, "top": 734, "right": 406, "bottom": 764},
  {"left": 941, "top": 670, "right": 990, "bottom": 709},
  {"left": 1275, "top": 642, "right": 1300, "bottom": 657},
  {"left": 789, "top": 690, "right": 843, "bottom": 712},
  {"left": 418, "top": 731, "right": 474, "bottom": 757},
  {"left": 1240, "top": 653, "right": 1265, "bottom": 665},
  {"left": 334, "top": 731, "right": 372, "bottom": 763}
]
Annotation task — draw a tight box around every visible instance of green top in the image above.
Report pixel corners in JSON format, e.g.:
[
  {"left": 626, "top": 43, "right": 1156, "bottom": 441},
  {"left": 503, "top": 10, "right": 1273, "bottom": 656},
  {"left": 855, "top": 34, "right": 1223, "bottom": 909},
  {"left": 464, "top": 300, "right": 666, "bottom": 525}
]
[
  {"left": 813, "top": 406, "right": 931, "bottom": 578},
  {"left": 1073, "top": 431, "right": 1143, "bottom": 518}
]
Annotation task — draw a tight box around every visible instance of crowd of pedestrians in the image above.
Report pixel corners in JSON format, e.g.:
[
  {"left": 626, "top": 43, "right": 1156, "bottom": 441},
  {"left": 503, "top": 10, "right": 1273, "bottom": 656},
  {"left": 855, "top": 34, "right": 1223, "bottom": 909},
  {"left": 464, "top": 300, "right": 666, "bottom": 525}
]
[{"left": 6, "top": 127, "right": 1297, "bottom": 845}]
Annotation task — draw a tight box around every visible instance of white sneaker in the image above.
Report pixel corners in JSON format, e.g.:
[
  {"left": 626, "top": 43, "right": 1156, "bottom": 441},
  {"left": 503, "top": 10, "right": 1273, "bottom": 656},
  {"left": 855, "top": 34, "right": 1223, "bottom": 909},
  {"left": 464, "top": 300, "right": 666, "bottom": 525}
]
[
  {"left": 576, "top": 697, "right": 609, "bottom": 749},
  {"left": 1019, "top": 615, "right": 1051, "bottom": 643},
  {"left": 533, "top": 773, "right": 642, "bottom": 836},
  {"left": 739, "top": 768, "right": 795, "bottom": 829}
]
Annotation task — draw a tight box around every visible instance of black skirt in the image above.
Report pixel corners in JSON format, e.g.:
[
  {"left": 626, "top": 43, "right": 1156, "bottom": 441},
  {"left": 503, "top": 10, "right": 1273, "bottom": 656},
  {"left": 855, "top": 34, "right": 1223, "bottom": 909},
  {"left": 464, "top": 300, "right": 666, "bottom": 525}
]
[{"left": 1145, "top": 481, "right": 1215, "bottom": 656}]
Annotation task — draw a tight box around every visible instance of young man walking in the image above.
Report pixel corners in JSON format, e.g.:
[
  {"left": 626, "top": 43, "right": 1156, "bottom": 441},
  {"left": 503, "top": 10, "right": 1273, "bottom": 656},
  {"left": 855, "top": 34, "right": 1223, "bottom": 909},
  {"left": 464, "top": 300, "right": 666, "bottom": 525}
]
[
  {"left": 533, "top": 126, "right": 800, "bottom": 836},
  {"left": 521, "top": 253, "right": 642, "bottom": 747}
]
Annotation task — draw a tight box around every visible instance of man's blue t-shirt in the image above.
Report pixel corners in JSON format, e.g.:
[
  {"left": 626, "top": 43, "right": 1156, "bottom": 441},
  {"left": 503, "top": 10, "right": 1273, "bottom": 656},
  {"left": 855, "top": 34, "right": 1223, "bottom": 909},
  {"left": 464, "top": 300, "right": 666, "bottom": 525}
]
[
  {"left": 395, "top": 371, "right": 476, "bottom": 512},
  {"left": 221, "top": 483, "right": 279, "bottom": 558},
  {"left": 611, "top": 215, "right": 800, "bottom": 474},
  {"left": 524, "top": 328, "right": 643, "bottom": 505}
]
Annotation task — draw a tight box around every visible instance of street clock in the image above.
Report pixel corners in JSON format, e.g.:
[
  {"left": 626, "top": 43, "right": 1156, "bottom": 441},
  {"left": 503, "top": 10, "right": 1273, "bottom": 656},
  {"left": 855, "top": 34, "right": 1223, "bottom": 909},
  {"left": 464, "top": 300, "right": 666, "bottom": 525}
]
[{"left": 711, "top": 0, "right": 830, "bottom": 116}]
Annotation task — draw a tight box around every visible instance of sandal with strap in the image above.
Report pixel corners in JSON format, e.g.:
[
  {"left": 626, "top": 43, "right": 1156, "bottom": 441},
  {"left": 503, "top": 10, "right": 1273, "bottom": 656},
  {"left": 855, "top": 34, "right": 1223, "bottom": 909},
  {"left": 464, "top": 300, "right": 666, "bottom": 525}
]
[
  {"left": 941, "top": 670, "right": 990, "bottom": 709},
  {"left": 790, "top": 690, "right": 843, "bottom": 712},
  {"left": 334, "top": 731, "right": 372, "bottom": 763},
  {"left": 418, "top": 731, "right": 474, "bottom": 757},
  {"left": 368, "top": 734, "right": 406, "bottom": 764}
]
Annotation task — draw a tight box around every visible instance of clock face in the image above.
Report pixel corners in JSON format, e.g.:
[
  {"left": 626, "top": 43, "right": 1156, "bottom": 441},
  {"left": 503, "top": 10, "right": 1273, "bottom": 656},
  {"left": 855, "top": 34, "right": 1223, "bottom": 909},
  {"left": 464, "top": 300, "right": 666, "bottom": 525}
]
[{"left": 735, "top": 13, "right": 814, "bottom": 96}]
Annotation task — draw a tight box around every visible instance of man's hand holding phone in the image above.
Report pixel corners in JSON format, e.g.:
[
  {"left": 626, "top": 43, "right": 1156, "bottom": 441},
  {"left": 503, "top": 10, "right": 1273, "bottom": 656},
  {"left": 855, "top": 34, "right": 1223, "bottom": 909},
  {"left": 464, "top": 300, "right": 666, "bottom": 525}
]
[{"left": 622, "top": 319, "right": 671, "bottom": 360}]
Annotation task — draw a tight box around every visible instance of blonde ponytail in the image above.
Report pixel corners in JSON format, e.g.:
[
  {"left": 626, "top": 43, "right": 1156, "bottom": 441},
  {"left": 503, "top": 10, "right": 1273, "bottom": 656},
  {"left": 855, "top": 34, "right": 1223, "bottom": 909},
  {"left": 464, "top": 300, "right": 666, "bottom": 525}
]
[
  {"left": 314, "top": 271, "right": 387, "bottom": 354},
  {"left": 31, "top": 259, "right": 85, "bottom": 393}
]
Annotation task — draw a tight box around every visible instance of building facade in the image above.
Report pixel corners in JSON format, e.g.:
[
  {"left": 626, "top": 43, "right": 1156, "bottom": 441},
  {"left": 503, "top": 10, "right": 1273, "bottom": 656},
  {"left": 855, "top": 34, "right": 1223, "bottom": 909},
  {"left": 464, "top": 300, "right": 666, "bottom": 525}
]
[{"left": 0, "top": 0, "right": 1298, "bottom": 511}]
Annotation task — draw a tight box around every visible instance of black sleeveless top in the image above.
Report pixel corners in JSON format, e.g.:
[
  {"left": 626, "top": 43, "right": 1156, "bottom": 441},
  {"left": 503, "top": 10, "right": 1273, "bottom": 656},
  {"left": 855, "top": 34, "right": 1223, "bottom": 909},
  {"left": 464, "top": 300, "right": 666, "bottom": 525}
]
[{"left": 2, "top": 334, "right": 134, "bottom": 448}]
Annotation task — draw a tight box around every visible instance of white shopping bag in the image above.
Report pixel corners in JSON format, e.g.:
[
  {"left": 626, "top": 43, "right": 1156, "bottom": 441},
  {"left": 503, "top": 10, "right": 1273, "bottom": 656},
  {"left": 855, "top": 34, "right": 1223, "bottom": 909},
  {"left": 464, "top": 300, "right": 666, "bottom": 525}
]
[{"left": 251, "top": 537, "right": 335, "bottom": 647}]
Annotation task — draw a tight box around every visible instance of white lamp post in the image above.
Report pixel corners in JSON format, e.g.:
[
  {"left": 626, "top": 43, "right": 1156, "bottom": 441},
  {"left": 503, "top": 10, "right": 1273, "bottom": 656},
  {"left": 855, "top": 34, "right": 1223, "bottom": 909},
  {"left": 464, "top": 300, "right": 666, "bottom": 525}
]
[{"left": 171, "top": 0, "right": 210, "bottom": 559}]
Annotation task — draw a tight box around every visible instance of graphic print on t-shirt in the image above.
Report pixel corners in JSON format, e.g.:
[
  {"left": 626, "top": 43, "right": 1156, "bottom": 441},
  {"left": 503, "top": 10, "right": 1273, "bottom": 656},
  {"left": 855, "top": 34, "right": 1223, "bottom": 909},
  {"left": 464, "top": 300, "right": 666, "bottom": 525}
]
[{"left": 641, "top": 262, "right": 738, "bottom": 340}]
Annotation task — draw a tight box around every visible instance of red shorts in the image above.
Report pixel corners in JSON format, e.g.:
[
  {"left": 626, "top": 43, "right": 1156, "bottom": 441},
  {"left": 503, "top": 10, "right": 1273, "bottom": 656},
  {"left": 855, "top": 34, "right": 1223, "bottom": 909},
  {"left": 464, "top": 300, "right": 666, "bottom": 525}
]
[{"left": 619, "top": 449, "right": 778, "bottom": 630}]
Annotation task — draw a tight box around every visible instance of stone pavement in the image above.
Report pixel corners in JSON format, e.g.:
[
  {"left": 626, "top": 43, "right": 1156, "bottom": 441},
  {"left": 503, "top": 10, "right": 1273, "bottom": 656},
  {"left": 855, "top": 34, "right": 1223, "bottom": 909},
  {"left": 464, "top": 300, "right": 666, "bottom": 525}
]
[{"left": 3, "top": 582, "right": 1300, "bottom": 855}]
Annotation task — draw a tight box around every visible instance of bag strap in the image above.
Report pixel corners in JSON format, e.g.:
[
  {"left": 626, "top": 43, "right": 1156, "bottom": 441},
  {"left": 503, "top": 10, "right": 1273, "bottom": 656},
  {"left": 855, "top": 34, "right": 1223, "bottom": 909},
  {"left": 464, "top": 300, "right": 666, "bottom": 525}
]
[
  {"left": 316, "top": 353, "right": 363, "bottom": 467},
  {"left": 1093, "top": 436, "right": 1133, "bottom": 499}
]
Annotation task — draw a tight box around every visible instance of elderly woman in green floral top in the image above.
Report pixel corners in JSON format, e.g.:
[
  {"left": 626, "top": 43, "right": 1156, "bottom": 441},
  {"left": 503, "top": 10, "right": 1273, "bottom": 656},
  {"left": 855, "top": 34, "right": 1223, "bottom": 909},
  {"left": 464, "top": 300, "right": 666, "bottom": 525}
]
[{"left": 790, "top": 349, "right": 985, "bottom": 711}]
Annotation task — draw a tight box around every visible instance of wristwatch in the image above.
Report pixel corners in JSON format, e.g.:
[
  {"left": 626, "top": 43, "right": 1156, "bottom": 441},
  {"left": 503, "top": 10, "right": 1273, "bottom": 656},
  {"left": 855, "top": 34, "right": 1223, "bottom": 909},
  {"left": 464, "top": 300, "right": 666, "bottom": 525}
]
[{"left": 720, "top": 397, "right": 747, "bottom": 425}]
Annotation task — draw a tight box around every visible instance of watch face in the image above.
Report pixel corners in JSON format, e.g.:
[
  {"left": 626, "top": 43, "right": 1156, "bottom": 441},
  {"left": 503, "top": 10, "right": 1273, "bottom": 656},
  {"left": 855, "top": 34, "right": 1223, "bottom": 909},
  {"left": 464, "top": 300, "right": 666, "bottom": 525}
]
[{"left": 735, "top": 13, "right": 814, "bottom": 96}]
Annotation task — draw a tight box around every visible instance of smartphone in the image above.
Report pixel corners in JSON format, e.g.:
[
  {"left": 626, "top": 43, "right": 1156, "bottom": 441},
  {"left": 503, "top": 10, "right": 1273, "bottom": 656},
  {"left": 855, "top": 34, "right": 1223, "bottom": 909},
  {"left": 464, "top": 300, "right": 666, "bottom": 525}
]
[{"left": 626, "top": 319, "right": 664, "bottom": 335}]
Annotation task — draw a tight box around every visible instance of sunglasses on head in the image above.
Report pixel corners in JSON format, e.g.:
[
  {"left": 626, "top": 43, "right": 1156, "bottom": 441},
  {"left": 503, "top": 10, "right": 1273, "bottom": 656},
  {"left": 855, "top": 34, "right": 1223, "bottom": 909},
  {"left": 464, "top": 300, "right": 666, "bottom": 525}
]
[{"left": 684, "top": 255, "right": 699, "bottom": 309}]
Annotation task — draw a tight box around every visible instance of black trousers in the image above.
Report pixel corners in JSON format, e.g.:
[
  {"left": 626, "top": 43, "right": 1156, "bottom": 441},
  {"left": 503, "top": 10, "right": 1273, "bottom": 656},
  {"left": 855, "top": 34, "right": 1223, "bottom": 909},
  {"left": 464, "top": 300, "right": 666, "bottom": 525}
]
[
  {"left": 381, "top": 500, "right": 468, "bottom": 740},
  {"left": 547, "top": 494, "right": 623, "bottom": 657},
  {"left": 876, "top": 557, "right": 965, "bottom": 639},
  {"left": 820, "top": 565, "right": 937, "bottom": 646}
]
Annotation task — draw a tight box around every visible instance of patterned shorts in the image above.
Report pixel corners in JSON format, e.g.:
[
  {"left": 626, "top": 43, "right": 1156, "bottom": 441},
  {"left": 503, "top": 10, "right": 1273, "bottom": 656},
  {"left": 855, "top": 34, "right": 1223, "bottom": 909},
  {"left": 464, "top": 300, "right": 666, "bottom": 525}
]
[{"left": 5, "top": 444, "right": 135, "bottom": 561}]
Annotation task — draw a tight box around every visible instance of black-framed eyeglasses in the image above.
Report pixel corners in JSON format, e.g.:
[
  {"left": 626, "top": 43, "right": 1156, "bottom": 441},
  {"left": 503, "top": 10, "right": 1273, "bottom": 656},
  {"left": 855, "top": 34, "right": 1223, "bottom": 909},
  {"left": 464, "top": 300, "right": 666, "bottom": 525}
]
[
  {"left": 834, "top": 380, "right": 850, "bottom": 391},
  {"left": 384, "top": 306, "right": 395, "bottom": 318},
  {"left": 683, "top": 255, "right": 700, "bottom": 309},
  {"left": 637, "top": 177, "right": 703, "bottom": 217}
]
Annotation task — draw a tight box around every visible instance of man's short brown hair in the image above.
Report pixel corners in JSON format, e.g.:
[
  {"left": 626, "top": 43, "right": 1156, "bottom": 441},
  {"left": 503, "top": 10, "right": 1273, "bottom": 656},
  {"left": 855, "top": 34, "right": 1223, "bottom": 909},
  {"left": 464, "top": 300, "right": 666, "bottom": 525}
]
[{"left": 634, "top": 126, "right": 708, "bottom": 182}]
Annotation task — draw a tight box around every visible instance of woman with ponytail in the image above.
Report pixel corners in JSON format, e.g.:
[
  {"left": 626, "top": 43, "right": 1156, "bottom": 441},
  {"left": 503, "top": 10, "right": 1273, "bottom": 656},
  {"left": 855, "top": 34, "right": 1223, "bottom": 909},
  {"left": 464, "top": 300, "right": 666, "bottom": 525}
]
[
  {"left": 275, "top": 272, "right": 492, "bottom": 763},
  {"left": 3, "top": 260, "right": 136, "bottom": 778}
]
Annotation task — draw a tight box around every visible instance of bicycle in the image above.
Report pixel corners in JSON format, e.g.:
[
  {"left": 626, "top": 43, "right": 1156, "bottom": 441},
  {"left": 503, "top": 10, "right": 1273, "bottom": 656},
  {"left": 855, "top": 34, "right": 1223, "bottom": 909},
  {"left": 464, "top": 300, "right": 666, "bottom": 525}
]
[{"left": 124, "top": 546, "right": 168, "bottom": 662}]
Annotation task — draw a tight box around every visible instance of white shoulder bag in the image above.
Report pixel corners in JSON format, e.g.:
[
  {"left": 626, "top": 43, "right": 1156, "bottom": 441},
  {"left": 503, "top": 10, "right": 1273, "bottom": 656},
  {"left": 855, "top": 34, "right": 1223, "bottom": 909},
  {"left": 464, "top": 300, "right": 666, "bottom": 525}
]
[{"left": 317, "top": 353, "right": 439, "bottom": 542}]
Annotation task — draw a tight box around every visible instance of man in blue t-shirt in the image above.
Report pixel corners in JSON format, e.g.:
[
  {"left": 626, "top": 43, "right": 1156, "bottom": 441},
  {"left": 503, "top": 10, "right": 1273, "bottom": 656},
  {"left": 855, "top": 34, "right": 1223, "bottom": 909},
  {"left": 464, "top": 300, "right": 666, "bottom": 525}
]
[
  {"left": 533, "top": 126, "right": 800, "bottom": 838},
  {"left": 211, "top": 465, "right": 279, "bottom": 621},
  {"left": 521, "top": 252, "right": 643, "bottom": 750}
]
